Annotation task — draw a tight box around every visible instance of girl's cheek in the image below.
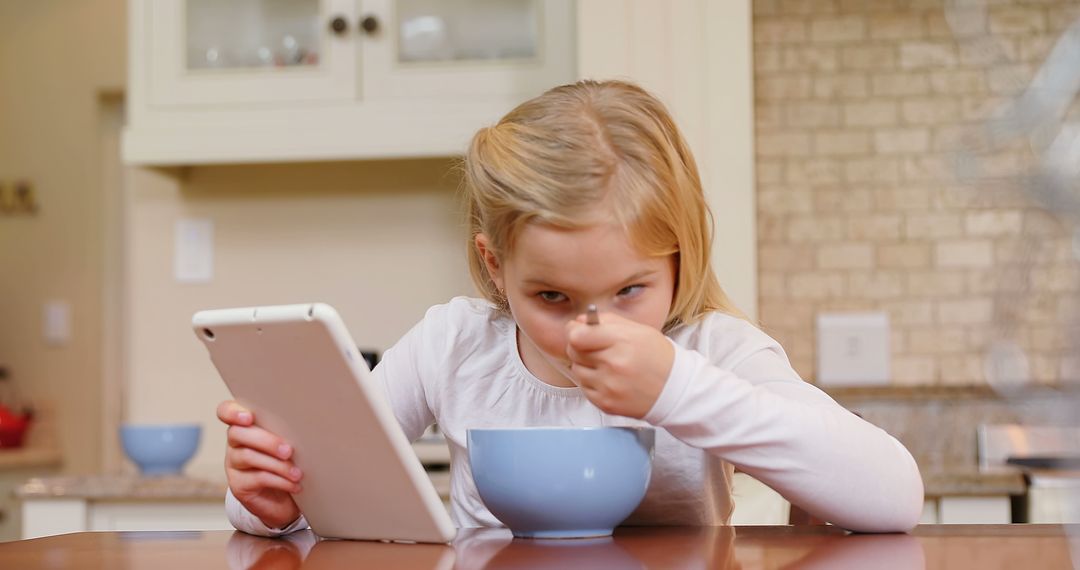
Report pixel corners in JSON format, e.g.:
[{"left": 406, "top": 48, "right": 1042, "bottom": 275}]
[
  {"left": 536, "top": 319, "right": 570, "bottom": 358},
  {"left": 540, "top": 328, "right": 569, "bottom": 358},
  {"left": 516, "top": 309, "right": 567, "bottom": 358}
]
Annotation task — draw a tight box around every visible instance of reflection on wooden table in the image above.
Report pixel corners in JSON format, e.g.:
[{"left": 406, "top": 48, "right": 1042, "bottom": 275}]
[{"left": 0, "top": 525, "right": 1076, "bottom": 569}]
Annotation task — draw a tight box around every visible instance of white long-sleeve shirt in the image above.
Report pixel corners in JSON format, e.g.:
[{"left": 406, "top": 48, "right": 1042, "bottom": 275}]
[{"left": 227, "top": 296, "right": 924, "bottom": 536}]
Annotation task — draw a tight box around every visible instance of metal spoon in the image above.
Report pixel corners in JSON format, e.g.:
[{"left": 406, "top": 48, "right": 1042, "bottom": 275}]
[{"left": 586, "top": 304, "right": 600, "bottom": 326}]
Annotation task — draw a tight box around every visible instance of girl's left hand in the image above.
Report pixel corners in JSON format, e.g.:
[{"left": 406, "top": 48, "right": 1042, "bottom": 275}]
[{"left": 564, "top": 311, "right": 674, "bottom": 418}]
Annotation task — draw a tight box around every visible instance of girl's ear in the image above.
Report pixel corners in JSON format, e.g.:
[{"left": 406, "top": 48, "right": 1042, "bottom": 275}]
[{"left": 474, "top": 233, "right": 505, "bottom": 292}]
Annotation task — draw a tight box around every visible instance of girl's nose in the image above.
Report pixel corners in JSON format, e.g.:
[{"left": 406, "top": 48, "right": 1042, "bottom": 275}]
[{"left": 575, "top": 302, "right": 609, "bottom": 319}]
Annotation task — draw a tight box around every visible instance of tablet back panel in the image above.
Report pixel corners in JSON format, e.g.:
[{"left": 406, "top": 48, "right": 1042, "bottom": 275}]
[{"left": 193, "top": 303, "right": 455, "bottom": 543}]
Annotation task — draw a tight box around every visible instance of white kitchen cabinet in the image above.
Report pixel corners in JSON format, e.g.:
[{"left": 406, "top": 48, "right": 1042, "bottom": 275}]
[
  {"left": 147, "top": 0, "right": 356, "bottom": 108},
  {"left": 20, "top": 499, "right": 232, "bottom": 539},
  {"left": 16, "top": 476, "right": 232, "bottom": 539},
  {"left": 729, "top": 473, "right": 789, "bottom": 525},
  {"left": 123, "top": 0, "right": 576, "bottom": 165},
  {"left": 18, "top": 464, "right": 453, "bottom": 539},
  {"left": 1028, "top": 478, "right": 1080, "bottom": 523},
  {"left": 937, "top": 496, "right": 1011, "bottom": 524},
  {"left": 921, "top": 496, "right": 1012, "bottom": 525},
  {"left": 0, "top": 467, "right": 61, "bottom": 542}
]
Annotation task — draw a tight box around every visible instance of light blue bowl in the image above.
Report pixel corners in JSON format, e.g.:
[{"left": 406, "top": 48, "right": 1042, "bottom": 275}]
[
  {"left": 467, "top": 426, "right": 655, "bottom": 539},
  {"left": 120, "top": 424, "right": 201, "bottom": 476}
]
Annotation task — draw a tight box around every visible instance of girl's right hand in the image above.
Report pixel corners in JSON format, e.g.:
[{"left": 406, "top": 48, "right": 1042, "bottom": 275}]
[{"left": 217, "top": 400, "right": 303, "bottom": 529}]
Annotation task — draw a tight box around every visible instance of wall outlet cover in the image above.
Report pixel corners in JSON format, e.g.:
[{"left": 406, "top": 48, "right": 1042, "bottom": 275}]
[{"left": 816, "top": 311, "right": 890, "bottom": 386}]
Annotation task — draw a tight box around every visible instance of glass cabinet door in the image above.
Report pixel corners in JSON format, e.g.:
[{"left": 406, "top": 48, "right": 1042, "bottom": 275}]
[
  {"left": 185, "top": 0, "right": 322, "bottom": 70},
  {"left": 147, "top": 0, "right": 358, "bottom": 107},
  {"left": 360, "top": 0, "right": 575, "bottom": 101},
  {"left": 396, "top": 0, "right": 538, "bottom": 63}
]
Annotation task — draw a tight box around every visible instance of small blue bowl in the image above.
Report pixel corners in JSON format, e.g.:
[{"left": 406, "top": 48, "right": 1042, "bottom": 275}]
[
  {"left": 120, "top": 424, "right": 201, "bottom": 476},
  {"left": 467, "top": 426, "right": 655, "bottom": 539}
]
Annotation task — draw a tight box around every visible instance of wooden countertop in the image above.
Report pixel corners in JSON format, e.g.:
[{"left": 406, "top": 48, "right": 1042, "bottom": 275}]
[
  {"left": 0, "top": 446, "right": 61, "bottom": 471},
  {"left": 0, "top": 525, "right": 1075, "bottom": 569},
  {"left": 922, "top": 469, "right": 1026, "bottom": 497}
]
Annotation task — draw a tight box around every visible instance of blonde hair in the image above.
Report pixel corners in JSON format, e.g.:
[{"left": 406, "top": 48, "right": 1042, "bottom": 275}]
[{"left": 463, "top": 79, "right": 743, "bottom": 330}]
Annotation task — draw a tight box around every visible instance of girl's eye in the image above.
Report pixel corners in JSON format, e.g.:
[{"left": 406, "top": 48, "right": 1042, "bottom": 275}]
[
  {"left": 617, "top": 284, "right": 645, "bottom": 298},
  {"left": 537, "top": 291, "right": 567, "bottom": 303}
]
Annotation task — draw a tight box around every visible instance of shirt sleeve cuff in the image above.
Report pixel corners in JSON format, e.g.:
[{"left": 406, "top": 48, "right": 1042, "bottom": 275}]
[
  {"left": 225, "top": 487, "right": 310, "bottom": 537},
  {"left": 268, "top": 514, "right": 310, "bottom": 535},
  {"left": 642, "top": 339, "right": 698, "bottom": 426}
]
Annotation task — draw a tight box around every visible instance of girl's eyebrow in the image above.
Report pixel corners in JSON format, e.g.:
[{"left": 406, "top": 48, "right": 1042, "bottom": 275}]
[
  {"left": 621, "top": 269, "right": 658, "bottom": 283},
  {"left": 523, "top": 278, "right": 562, "bottom": 288},
  {"left": 523, "top": 269, "right": 658, "bottom": 289}
]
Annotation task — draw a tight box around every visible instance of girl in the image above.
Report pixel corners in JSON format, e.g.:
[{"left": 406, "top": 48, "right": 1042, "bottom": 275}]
[{"left": 217, "top": 80, "right": 924, "bottom": 535}]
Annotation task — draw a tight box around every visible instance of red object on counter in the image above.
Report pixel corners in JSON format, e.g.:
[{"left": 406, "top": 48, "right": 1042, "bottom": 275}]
[{"left": 0, "top": 403, "right": 31, "bottom": 448}]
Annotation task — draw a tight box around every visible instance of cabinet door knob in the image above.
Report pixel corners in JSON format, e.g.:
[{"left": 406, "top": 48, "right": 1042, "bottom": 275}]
[
  {"left": 360, "top": 15, "right": 380, "bottom": 35},
  {"left": 329, "top": 16, "right": 349, "bottom": 35}
]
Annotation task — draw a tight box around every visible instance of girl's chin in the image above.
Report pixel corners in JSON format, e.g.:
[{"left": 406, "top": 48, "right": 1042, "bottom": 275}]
[{"left": 535, "top": 352, "right": 578, "bottom": 386}]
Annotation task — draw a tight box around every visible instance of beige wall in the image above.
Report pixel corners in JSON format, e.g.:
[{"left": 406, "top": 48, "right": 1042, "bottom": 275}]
[
  {"left": 754, "top": 0, "right": 1080, "bottom": 385},
  {"left": 0, "top": 0, "right": 125, "bottom": 474},
  {"left": 123, "top": 161, "right": 474, "bottom": 479}
]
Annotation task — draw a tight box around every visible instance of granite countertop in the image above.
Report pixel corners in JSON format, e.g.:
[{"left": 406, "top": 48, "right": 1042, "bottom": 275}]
[
  {"left": 824, "top": 384, "right": 1080, "bottom": 401},
  {"left": 15, "top": 471, "right": 1017, "bottom": 501},
  {"left": 15, "top": 475, "right": 227, "bottom": 501},
  {"left": 15, "top": 471, "right": 453, "bottom": 502},
  {"left": 826, "top": 384, "right": 1018, "bottom": 401}
]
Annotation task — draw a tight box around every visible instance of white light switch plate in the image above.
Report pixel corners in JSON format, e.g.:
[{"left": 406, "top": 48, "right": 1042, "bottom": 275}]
[
  {"left": 174, "top": 218, "right": 214, "bottom": 283},
  {"left": 816, "top": 312, "right": 890, "bottom": 386}
]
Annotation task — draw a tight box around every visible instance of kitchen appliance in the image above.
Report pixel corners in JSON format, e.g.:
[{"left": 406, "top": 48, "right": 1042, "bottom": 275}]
[
  {"left": 0, "top": 366, "right": 32, "bottom": 448},
  {"left": 0, "top": 404, "right": 31, "bottom": 448},
  {"left": 978, "top": 424, "right": 1080, "bottom": 523}
]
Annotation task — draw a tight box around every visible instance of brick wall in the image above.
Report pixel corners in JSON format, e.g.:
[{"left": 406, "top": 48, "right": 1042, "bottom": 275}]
[{"left": 753, "top": 0, "right": 1080, "bottom": 385}]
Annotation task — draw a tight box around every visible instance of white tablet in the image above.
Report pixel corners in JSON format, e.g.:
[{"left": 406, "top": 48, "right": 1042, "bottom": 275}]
[{"left": 193, "top": 303, "right": 456, "bottom": 543}]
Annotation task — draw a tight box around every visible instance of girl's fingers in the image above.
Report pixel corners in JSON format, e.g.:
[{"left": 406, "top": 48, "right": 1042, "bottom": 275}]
[
  {"left": 216, "top": 400, "right": 253, "bottom": 426},
  {"left": 228, "top": 447, "right": 302, "bottom": 483},
  {"left": 565, "top": 344, "right": 600, "bottom": 369},
  {"left": 566, "top": 321, "right": 618, "bottom": 353},
  {"left": 567, "top": 366, "right": 614, "bottom": 411},
  {"left": 231, "top": 467, "right": 303, "bottom": 495},
  {"left": 568, "top": 361, "right": 598, "bottom": 387},
  {"left": 227, "top": 425, "right": 294, "bottom": 461}
]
